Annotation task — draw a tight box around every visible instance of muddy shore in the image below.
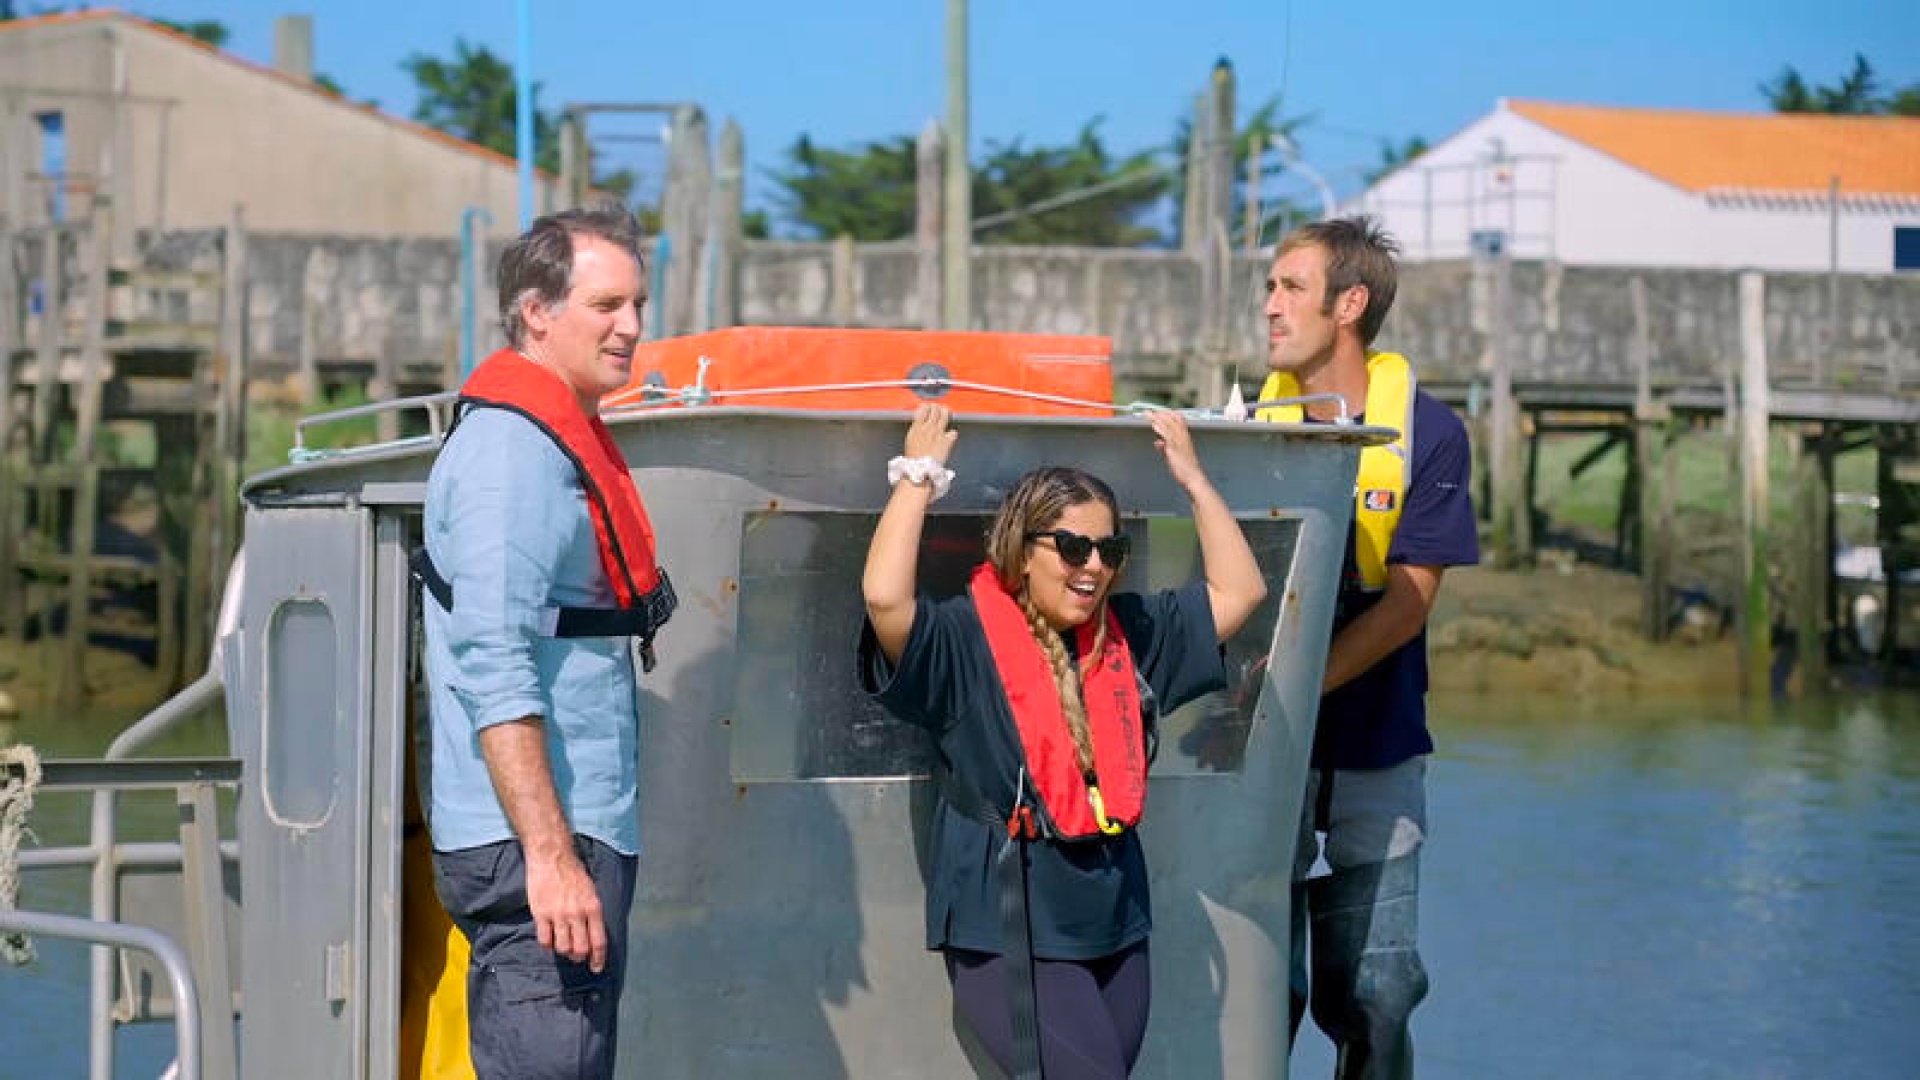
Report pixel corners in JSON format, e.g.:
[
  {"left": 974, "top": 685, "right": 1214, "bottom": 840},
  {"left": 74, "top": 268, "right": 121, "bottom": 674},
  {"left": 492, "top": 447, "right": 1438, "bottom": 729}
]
[{"left": 1429, "top": 563, "right": 1742, "bottom": 697}]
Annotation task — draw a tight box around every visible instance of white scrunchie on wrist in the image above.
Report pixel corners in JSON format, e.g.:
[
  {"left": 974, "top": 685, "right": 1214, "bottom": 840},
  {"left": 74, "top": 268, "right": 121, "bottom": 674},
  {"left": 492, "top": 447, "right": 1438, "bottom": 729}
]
[{"left": 888, "top": 455, "right": 955, "bottom": 500}]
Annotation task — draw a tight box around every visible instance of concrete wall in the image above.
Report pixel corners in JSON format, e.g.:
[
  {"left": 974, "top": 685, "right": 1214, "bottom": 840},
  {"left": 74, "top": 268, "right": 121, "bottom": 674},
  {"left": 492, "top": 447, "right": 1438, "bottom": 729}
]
[
  {"left": 1353, "top": 105, "right": 1920, "bottom": 272},
  {"left": 0, "top": 14, "right": 553, "bottom": 237},
  {"left": 152, "top": 227, "right": 1915, "bottom": 398}
]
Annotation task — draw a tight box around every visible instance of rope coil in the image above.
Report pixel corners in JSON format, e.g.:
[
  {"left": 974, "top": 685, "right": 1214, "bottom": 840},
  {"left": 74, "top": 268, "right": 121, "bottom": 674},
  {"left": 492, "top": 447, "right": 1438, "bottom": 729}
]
[{"left": 1, "top": 742, "right": 42, "bottom": 965}]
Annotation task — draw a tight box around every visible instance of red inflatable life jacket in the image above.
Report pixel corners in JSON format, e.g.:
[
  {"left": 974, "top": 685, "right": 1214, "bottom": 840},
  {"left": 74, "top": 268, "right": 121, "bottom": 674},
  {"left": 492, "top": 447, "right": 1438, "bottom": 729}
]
[
  {"left": 415, "top": 348, "right": 675, "bottom": 667},
  {"left": 968, "top": 563, "right": 1148, "bottom": 839}
]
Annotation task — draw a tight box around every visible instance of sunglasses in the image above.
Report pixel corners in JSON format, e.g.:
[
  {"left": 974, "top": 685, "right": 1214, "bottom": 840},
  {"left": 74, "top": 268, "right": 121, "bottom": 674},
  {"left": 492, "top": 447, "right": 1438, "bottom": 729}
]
[{"left": 1026, "top": 529, "right": 1130, "bottom": 569}]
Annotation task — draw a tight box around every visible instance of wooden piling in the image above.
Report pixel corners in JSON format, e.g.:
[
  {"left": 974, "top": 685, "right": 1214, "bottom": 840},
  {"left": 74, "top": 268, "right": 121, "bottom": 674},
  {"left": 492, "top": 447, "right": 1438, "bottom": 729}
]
[
  {"left": 915, "top": 122, "right": 944, "bottom": 329},
  {"left": 0, "top": 224, "right": 18, "bottom": 638},
  {"left": 1488, "top": 251, "right": 1525, "bottom": 568},
  {"left": 1878, "top": 428, "right": 1916, "bottom": 676},
  {"left": 56, "top": 208, "right": 112, "bottom": 708},
  {"left": 710, "top": 119, "right": 745, "bottom": 330},
  {"left": 31, "top": 230, "right": 60, "bottom": 469},
  {"left": 1791, "top": 426, "right": 1831, "bottom": 691},
  {"left": 190, "top": 205, "right": 246, "bottom": 674},
  {"left": 1737, "top": 271, "right": 1772, "bottom": 698},
  {"left": 297, "top": 250, "right": 320, "bottom": 405},
  {"left": 831, "top": 234, "right": 856, "bottom": 326},
  {"left": 1630, "top": 277, "right": 1671, "bottom": 640},
  {"left": 659, "top": 107, "right": 711, "bottom": 339},
  {"left": 1180, "top": 93, "right": 1207, "bottom": 255}
]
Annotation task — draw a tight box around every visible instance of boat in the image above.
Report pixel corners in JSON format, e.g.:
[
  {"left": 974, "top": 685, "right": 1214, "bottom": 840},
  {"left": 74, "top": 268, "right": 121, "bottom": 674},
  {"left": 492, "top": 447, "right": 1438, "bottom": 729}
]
[{"left": 0, "top": 328, "right": 1390, "bottom": 1079}]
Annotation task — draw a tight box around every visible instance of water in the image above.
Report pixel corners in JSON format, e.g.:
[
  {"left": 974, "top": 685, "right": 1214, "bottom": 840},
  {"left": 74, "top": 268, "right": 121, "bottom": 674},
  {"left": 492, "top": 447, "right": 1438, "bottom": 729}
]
[
  {"left": 3, "top": 692, "right": 1916, "bottom": 1079},
  {"left": 1, "top": 703, "right": 229, "bottom": 1080},
  {"left": 1289, "top": 691, "right": 1920, "bottom": 1080}
]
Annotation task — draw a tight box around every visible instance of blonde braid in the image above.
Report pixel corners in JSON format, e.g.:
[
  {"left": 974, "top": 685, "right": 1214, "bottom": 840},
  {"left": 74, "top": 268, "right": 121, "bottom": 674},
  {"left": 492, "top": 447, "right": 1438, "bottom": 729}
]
[{"left": 1018, "top": 588, "right": 1097, "bottom": 778}]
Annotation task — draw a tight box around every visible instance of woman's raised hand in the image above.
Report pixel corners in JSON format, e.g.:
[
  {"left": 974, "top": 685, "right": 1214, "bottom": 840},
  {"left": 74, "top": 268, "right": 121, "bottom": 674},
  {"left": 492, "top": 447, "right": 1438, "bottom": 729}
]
[
  {"left": 905, "top": 403, "right": 958, "bottom": 463},
  {"left": 1149, "top": 410, "right": 1206, "bottom": 491}
]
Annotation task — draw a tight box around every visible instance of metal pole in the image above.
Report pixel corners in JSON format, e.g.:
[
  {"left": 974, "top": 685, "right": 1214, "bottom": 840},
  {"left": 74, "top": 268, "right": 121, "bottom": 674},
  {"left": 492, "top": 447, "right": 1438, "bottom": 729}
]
[
  {"left": 516, "top": 0, "right": 534, "bottom": 229},
  {"left": 942, "top": 0, "right": 970, "bottom": 330}
]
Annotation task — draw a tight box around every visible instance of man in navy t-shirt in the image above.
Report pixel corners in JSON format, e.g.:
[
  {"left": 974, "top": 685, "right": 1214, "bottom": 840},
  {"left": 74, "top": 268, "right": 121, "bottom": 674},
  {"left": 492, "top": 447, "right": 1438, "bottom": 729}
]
[{"left": 1261, "top": 217, "right": 1478, "bottom": 1080}]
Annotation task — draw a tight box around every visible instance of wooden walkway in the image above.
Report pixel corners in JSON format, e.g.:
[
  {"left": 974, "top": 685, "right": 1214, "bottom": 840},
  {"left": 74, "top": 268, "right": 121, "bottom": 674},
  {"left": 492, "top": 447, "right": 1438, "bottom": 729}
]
[{"left": 1427, "top": 367, "right": 1918, "bottom": 691}]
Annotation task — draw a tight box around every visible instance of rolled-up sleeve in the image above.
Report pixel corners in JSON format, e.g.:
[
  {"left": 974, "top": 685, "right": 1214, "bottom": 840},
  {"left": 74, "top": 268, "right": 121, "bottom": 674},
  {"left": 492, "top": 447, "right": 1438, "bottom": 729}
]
[{"left": 428, "top": 412, "right": 580, "bottom": 730}]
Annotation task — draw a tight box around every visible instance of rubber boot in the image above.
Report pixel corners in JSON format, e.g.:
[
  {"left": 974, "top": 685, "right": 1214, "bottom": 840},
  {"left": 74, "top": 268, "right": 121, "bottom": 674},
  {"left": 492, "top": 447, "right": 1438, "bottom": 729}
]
[{"left": 1304, "top": 853, "right": 1428, "bottom": 1080}]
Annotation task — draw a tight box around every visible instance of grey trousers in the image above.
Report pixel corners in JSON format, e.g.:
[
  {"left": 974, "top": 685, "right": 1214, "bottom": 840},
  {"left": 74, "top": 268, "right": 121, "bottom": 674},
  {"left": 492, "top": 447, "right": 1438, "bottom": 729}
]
[
  {"left": 1289, "top": 758, "right": 1430, "bottom": 1080},
  {"left": 433, "top": 834, "right": 638, "bottom": 1080}
]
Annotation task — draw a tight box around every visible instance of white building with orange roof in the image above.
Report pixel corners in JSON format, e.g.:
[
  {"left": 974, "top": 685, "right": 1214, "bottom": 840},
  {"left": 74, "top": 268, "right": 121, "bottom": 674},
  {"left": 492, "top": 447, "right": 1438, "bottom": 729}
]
[
  {"left": 0, "top": 9, "right": 557, "bottom": 238},
  {"left": 1349, "top": 99, "right": 1920, "bottom": 273}
]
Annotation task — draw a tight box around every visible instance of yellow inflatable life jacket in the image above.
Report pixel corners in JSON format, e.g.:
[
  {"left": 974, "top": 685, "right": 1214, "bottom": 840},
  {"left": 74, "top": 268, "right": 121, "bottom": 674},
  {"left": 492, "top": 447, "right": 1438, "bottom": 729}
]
[{"left": 1256, "top": 351, "right": 1414, "bottom": 591}]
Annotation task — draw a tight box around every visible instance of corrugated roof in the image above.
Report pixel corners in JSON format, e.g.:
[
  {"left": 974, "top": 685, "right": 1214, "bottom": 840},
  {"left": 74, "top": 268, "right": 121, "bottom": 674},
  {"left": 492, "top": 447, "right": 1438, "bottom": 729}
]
[
  {"left": 0, "top": 9, "right": 553, "bottom": 179},
  {"left": 1507, "top": 99, "right": 1920, "bottom": 198}
]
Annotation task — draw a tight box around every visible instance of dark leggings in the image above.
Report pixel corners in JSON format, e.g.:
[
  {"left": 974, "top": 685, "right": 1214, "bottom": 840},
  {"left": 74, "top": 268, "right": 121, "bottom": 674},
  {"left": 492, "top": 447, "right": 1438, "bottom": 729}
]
[{"left": 946, "top": 940, "right": 1151, "bottom": 1079}]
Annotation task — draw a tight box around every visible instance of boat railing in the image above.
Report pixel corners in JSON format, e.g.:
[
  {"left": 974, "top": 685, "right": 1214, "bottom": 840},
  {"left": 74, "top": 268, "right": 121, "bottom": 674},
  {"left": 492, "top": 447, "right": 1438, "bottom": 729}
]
[
  {"left": 3, "top": 670, "right": 240, "bottom": 1080},
  {"left": 278, "top": 354, "right": 1358, "bottom": 467},
  {"left": 0, "top": 907, "right": 204, "bottom": 1080},
  {"left": 289, "top": 389, "right": 458, "bottom": 463}
]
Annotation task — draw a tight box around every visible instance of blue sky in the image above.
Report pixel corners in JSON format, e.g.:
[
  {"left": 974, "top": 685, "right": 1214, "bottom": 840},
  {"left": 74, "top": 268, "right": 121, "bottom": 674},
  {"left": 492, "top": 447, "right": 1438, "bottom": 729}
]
[{"left": 123, "top": 0, "right": 1920, "bottom": 219}]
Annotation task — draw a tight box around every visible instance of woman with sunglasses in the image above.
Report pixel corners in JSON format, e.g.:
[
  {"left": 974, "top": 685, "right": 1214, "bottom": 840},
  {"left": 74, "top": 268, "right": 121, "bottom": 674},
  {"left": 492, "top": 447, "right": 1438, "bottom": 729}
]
[{"left": 860, "top": 403, "right": 1267, "bottom": 1078}]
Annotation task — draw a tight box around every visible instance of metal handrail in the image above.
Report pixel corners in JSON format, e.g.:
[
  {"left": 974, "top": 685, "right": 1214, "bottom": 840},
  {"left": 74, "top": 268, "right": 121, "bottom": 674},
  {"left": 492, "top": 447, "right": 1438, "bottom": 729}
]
[
  {"left": 0, "top": 910, "right": 201, "bottom": 1080},
  {"left": 290, "top": 390, "right": 457, "bottom": 462},
  {"left": 18, "top": 839, "right": 238, "bottom": 871}
]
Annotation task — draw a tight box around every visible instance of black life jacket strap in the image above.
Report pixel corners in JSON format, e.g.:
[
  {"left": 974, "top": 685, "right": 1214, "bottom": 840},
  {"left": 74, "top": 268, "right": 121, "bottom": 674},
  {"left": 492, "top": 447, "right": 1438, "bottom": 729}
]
[
  {"left": 930, "top": 760, "right": 1043, "bottom": 1079},
  {"left": 409, "top": 547, "right": 677, "bottom": 671}
]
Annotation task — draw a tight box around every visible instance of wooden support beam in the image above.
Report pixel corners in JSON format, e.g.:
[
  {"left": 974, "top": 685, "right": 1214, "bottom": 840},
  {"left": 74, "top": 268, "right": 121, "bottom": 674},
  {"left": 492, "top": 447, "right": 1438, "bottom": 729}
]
[
  {"left": 1568, "top": 428, "right": 1628, "bottom": 479},
  {"left": 1737, "top": 271, "right": 1773, "bottom": 699}
]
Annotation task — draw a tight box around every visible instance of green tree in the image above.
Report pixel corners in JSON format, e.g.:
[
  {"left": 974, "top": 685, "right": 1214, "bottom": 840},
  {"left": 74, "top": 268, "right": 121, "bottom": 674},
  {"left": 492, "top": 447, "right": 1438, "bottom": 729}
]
[
  {"left": 1364, "top": 135, "right": 1430, "bottom": 186},
  {"left": 770, "top": 125, "right": 1170, "bottom": 246},
  {"left": 971, "top": 120, "right": 1168, "bottom": 246},
  {"left": 154, "top": 17, "right": 227, "bottom": 47},
  {"left": 1759, "top": 54, "right": 1914, "bottom": 114},
  {"left": 769, "top": 134, "right": 920, "bottom": 241},
  {"left": 1170, "top": 94, "right": 1316, "bottom": 248},
  {"left": 402, "top": 39, "right": 559, "bottom": 171}
]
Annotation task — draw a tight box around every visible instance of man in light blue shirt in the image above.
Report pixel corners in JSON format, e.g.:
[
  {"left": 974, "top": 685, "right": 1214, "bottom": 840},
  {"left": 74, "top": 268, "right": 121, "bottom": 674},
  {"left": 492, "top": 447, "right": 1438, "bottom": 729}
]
[{"left": 421, "top": 206, "right": 661, "bottom": 1080}]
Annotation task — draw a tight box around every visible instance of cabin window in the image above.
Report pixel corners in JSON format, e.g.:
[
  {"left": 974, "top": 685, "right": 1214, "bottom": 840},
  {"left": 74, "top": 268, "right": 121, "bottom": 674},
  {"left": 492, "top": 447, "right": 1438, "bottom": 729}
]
[
  {"left": 263, "top": 597, "right": 340, "bottom": 827},
  {"left": 728, "top": 510, "right": 1299, "bottom": 782},
  {"left": 1895, "top": 227, "right": 1920, "bottom": 272}
]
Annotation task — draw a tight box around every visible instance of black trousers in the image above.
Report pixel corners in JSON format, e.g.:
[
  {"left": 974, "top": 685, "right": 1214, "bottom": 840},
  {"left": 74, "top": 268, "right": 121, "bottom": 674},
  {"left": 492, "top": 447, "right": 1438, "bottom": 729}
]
[{"left": 432, "top": 834, "right": 638, "bottom": 1080}]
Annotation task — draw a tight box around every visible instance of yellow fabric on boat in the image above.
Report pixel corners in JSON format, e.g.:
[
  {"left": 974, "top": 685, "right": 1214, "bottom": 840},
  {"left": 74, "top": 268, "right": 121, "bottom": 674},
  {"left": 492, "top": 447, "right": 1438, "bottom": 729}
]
[
  {"left": 1257, "top": 351, "right": 1414, "bottom": 590},
  {"left": 400, "top": 734, "right": 475, "bottom": 1080}
]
